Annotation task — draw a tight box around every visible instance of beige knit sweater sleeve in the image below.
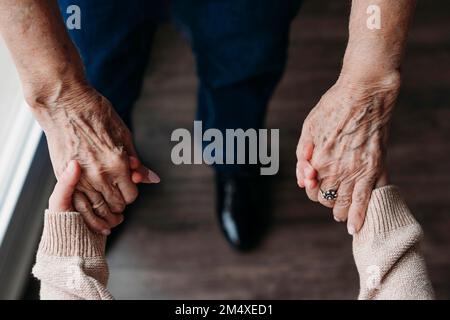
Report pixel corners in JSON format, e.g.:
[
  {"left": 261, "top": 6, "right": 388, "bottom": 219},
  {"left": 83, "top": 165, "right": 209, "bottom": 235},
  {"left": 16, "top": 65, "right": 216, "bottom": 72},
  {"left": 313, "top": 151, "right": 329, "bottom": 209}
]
[
  {"left": 32, "top": 186, "right": 433, "bottom": 300},
  {"left": 353, "top": 185, "right": 434, "bottom": 300},
  {"left": 32, "top": 211, "right": 113, "bottom": 300}
]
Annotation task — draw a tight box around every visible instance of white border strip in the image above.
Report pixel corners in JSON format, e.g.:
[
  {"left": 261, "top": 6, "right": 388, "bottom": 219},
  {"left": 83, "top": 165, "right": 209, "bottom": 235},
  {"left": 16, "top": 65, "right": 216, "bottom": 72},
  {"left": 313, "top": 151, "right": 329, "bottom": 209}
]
[{"left": 0, "top": 102, "right": 42, "bottom": 244}]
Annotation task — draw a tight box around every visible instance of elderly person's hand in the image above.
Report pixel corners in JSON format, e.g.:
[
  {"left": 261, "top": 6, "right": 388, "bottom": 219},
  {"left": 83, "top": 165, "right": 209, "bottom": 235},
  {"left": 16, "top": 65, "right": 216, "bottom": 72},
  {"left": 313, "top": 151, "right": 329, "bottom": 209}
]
[
  {"left": 0, "top": 1, "right": 159, "bottom": 235},
  {"left": 49, "top": 158, "right": 159, "bottom": 221},
  {"left": 39, "top": 85, "right": 160, "bottom": 235},
  {"left": 296, "top": 72, "right": 400, "bottom": 234},
  {"left": 293, "top": 0, "right": 415, "bottom": 234}
]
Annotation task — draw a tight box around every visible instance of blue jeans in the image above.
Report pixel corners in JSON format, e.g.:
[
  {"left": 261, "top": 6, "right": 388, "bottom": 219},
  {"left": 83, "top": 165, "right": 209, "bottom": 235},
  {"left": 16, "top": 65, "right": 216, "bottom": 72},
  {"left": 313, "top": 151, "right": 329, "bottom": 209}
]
[{"left": 58, "top": 0, "right": 302, "bottom": 173}]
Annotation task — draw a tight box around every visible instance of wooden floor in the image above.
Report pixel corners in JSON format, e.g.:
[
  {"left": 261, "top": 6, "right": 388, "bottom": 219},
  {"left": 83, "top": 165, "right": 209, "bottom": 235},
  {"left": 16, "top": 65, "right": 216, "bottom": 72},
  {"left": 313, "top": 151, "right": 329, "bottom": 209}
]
[{"left": 106, "top": 0, "right": 450, "bottom": 299}]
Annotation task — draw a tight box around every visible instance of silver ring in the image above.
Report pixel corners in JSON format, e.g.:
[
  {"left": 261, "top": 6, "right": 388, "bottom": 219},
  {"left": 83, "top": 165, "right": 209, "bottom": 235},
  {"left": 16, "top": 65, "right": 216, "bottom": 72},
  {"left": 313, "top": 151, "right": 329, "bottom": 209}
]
[{"left": 320, "top": 189, "right": 338, "bottom": 201}]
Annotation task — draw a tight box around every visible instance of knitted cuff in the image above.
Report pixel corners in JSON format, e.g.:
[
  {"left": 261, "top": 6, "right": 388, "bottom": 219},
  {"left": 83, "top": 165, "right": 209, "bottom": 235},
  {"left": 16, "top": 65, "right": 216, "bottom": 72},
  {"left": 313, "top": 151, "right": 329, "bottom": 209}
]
[
  {"left": 38, "top": 210, "right": 106, "bottom": 257},
  {"left": 355, "top": 185, "right": 418, "bottom": 241}
]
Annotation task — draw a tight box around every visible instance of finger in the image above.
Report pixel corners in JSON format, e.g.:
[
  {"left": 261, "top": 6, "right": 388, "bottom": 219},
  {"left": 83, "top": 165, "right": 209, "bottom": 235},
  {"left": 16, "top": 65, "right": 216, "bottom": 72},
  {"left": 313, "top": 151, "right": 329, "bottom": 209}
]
[
  {"left": 128, "top": 156, "right": 140, "bottom": 170},
  {"left": 123, "top": 134, "right": 139, "bottom": 158},
  {"left": 49, "top": 160, "right": 81, "bottom": 212},
  {"left": 139, "top": 167, "right": 160, "bottom": 184},
  {"left": 297, "top": 130, "right": 315, "bottom": 188},
  {"left": 128, "top": 156, "right": 160, "bottom": 184},
  {"left": 347, "top": 179, "right": 374, "bottom": 235},
  {"left": 296, "top": 124, "right": 314, "bottom": 162},
  {"left": 296, "top": 144, "right": 315, "bottom": 188},
  {"left": 317, "top": 177, "right": 339, "bottom": 209},
  {"left": 85, "top": 189, "right": 124, "bottom": 228},
  {"left": 375, "top": 169, "right": 389, "bottom": 188},
  {"left": 333, "top": 181, "right": 354, "bottom": 222},
  {"left": 296, "top": 163, "right": 305, "bottom": 188},
  {"left": 302, "top": 142, "right": 314, "bottom": 161},
  {"left": 117, "top": 178, "right": 139, "bottom": 204},
  {"left": 101, "top": 209, "right": 124, "bottom": 229},
  {"left": 297, "top": 140, "right": 314, "bottom": 164},
  {"left": 94, "top": 176, "right": 126, "bottom": 213},
  {"left": 73, "top": 191, "right": 111, "bottom": 235},
  {"left": 131, "top": 166, "right": 161, "bottom": 184},
  {"left": 296, "top": 125, "right": 313, "bottom": 184},
  {"left": 103, "top": 184, "right": 126, "bottom": 213},
  {"left": 303, "top": 160, "right": 317, "bottom": 180},
  {"left": 304, "top": 178, "right": 319, "bottom": 202},
  {"left": 84, "top": 189, "right": 112, "bottom": 218}
]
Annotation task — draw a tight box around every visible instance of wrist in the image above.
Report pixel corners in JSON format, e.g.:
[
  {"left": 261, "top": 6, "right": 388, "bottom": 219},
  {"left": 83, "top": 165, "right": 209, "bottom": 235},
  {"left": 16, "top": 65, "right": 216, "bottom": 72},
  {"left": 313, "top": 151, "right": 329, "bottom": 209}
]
[
  {"left": 341, "top": 42, "right": 403, "bottom": 86},
  {"left": 27, "top": 79, "right": 94, "bottom": 132},
  {"left": 338, "top": 66, "right": 401, "bottom": 92},
  {"left": 22, "top": 44, "right": 87, "bottom": 109}
]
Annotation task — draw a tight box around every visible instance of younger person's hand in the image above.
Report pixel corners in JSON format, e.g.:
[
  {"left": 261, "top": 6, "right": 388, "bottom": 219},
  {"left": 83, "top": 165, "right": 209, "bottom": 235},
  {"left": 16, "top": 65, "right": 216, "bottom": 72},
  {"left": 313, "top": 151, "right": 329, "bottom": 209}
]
[{"left": 48, "top": 160, "right": 82, "bottom": 212}]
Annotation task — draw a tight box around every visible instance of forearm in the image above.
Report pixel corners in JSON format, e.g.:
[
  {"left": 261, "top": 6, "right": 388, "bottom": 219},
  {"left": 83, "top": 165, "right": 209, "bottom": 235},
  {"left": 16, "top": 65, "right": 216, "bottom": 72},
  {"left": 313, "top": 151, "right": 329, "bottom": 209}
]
[
  {"left": 32, "top": 211, "right": 113, "bottom": 300},
  {"left": 0, "top": 0, "right": 86, "bottom": 112},
  {"left": 353, "top": 186, "right": 434, "bottom": 300},
  {"left": 342, "top": 0, "right": 416, "bottom": 82}
]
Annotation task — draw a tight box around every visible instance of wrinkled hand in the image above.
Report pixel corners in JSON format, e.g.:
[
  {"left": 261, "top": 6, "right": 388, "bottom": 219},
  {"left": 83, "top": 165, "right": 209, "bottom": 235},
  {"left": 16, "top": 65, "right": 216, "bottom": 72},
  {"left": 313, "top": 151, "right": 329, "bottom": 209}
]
[
  {"left": 38, "top": 85, "right": 159, "bottom": 235},
  {"left": 296, "top": 72, "right": 400, "bottom": 234},
  {"left": 48, "top": 158, "right": 156, "bottom": 213},
  {"left": 48, "top": 157, "right": 153, "bottom": 212}
]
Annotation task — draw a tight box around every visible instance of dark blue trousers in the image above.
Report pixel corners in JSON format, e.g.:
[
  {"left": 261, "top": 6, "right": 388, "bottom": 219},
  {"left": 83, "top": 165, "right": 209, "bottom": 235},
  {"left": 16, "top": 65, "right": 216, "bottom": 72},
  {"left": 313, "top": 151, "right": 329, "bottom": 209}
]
[{"left": 58, "top": 0, "right": 301, "bottom": 173}]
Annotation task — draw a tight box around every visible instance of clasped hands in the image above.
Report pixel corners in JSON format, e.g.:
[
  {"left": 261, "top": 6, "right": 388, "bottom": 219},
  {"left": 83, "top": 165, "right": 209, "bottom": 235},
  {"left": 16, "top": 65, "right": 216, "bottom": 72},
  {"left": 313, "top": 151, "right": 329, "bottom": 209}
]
[
  {"left": 296, "top": 72, "right": 401, "bottom": 234},
  {"left": 33, "top": 84, "right": 160, "bottom": 235},
  {"left": 43, "top": 70, "right": 401, "bottom": 237}
]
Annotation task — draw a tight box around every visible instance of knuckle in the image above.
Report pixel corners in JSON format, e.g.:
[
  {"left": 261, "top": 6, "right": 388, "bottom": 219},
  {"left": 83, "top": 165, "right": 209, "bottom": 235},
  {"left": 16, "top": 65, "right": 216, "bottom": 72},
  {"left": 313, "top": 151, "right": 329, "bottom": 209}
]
[
  {"left": 110, "top": 202, "right": 125, "bottom": 214},
  {"left": 76, "top": 200, "right": 90, "bottom": 213},
  {"left": 79, "top": 211, "right": 105, "bottom": 231},
  {"left": 312, "top": 154, "right": 329, "bottom": 171},
  {"left": 367, "top": 156, "right": 381, "bottom": 171},
  {"left": 333, "top": 207, "right": 348, "bottom": 221},
  {"left": 336, "top": 195, "right": 352, "bottom": 208},
  {"left": 90, "top": 163, "right": 104, "bottom": 176},
  {"left": 125, "top": 187, "right": 139, "bottom": 204},
  {"left": 110, "top": 154, "right": 127, "bottom": 171},
  {"left": 94, "top": 206, "right": 109, "bottom": 218},
  {"left": 89, "top": 220, "right": 107, "bottom": 232},
  {"left": 111, "top": 214, "right": 124, "bottom": 227}
]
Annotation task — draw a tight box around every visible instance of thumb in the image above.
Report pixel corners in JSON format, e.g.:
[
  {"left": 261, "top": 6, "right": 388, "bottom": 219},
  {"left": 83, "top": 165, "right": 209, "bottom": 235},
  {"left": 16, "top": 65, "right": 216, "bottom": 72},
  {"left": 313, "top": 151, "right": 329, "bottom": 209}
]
[
  {"left": 297, "top": 123, "right": 314, "bottom": 161},
  {"left": 48, "top": 160, "right": 81, "bottom": 212},
  {"left": 296, "top": 123, "right": 315, "bottom": 185},
  {"left": 128, "top": 156, "right": 161, "bottom": 184}
]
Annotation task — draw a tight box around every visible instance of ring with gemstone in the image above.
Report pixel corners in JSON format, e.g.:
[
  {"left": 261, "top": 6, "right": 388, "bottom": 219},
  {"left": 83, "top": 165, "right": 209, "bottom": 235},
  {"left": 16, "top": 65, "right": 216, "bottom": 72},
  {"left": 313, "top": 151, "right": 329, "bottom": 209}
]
[{"left": 320, "top": 189, "right": 338, "bottom": 201}]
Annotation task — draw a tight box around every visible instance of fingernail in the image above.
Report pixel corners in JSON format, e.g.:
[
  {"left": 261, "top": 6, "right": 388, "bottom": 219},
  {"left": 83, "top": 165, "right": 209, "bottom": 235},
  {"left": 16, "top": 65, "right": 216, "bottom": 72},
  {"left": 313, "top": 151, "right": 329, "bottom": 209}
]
[
  {"left": 68, "top": 161, "right": 76, "bottom": 172},
  {"left": 333, "top": 216, "right": 341, "bottom": 222},
  {"left": 102, "top": 229, "right": 111, "bottom": 236},
  {"left": 348, "top": 225, "right": 355, "bottom": 235},
  {"left": 148, "top": 170, "right": 161, "bottom": 183}
]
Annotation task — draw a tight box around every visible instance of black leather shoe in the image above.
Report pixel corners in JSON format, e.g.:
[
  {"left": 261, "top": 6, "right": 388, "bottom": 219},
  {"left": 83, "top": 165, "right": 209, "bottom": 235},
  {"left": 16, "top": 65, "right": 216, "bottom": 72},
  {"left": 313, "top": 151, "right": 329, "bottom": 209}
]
[{"left": 215, "top": 171, "right": 271, "bottom": 251}]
